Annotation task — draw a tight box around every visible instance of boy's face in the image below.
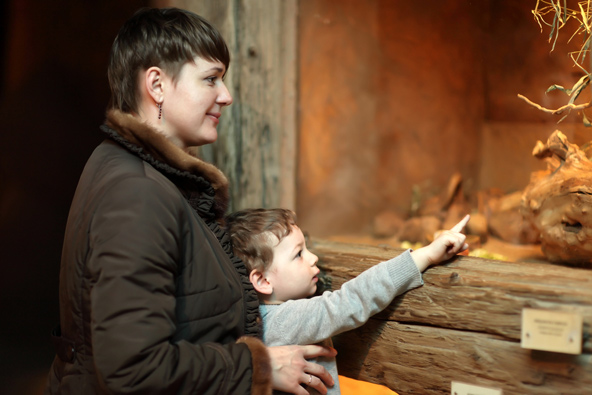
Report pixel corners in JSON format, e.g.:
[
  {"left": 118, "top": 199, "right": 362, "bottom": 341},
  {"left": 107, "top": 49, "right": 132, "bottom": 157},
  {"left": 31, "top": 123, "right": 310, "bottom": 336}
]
[{"left": 265, "top": 225, "right": 320, "bottom": 302}]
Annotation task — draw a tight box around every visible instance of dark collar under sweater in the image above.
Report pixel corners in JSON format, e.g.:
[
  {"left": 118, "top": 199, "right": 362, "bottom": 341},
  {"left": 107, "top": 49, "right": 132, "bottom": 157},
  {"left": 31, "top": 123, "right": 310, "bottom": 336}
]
[{"left": 102, "top": 109, "right": 229, "bottom": 219}]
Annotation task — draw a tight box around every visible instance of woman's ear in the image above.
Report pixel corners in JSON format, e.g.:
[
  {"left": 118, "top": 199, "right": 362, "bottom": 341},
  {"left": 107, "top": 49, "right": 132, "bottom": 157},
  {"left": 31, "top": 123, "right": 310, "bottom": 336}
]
[
  {"left": 144, "top": 66, "right": 164, "bottom": 104},
  {"left": 249, "top": 269, "right": 273, "bottom": 295}
]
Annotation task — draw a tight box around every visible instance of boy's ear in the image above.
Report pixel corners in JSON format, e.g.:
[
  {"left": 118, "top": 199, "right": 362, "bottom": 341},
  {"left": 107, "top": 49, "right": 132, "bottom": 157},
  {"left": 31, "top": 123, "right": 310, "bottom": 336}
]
[
  {"left": 249, "top": 269, "right": 273, "bottom": 295},
  {"left": 144, "top": 66, "right": 164, "bottom": 104}
]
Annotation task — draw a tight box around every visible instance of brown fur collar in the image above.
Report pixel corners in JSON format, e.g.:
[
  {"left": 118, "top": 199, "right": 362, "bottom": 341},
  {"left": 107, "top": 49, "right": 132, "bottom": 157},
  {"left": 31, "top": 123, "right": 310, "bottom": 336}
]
[{"left": 104, "top": 109, "right": 230, "bottom": 216}]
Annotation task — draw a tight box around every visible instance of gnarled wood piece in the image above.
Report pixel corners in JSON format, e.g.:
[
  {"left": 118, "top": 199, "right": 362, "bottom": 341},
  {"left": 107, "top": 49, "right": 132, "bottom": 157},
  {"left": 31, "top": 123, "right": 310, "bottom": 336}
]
[
  {"left": 417, "top": 172, "right": 464, "bottom": 217},
  {"left": 521, "top": 130, "right": 592, "bottom": 266}
]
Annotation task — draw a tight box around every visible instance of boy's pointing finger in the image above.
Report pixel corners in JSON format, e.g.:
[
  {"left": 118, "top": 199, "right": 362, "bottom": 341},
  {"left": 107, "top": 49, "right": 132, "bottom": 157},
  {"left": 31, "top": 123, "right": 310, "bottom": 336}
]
[{"left": 450, "top": 214, "right": 470, "bottom": 233}]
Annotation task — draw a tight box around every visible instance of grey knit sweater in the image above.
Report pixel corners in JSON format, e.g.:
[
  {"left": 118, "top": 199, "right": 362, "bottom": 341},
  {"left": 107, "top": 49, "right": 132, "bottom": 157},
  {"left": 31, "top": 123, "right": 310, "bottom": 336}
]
[{"left": 259, "top": 249, "right": 423, "bottom": 394}]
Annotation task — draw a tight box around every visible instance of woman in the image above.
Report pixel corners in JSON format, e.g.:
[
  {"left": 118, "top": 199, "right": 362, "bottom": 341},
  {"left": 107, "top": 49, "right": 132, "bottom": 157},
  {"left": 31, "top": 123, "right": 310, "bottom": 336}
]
[{"left": 45, "top": 7, "right": 335, "bottom": 395}]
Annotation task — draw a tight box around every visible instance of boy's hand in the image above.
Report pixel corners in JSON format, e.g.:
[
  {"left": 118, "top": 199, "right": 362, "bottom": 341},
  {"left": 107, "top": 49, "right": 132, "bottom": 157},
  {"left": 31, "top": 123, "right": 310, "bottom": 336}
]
[{"left": 410, "top": 215, "right": 470, "bottom": 272}]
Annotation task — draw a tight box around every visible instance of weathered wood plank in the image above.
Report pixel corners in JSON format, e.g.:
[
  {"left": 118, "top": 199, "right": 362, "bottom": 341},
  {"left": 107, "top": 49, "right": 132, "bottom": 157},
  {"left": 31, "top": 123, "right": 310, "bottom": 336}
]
[
  {"left": 333, "top": 321, "right": 591, "bottom": 395},
  {"left": 184, "top": 0, "right": 298, "bottom": 211},
  {"left": 310, "top": 238, "right": 592, "bottom": 394}
]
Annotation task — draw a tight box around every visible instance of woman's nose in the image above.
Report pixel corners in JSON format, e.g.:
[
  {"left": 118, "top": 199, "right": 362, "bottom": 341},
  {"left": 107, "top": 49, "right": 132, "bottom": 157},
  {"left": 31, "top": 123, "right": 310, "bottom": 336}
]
[{"left": 218, "top": 82, "right": 233, "bottom": 106}]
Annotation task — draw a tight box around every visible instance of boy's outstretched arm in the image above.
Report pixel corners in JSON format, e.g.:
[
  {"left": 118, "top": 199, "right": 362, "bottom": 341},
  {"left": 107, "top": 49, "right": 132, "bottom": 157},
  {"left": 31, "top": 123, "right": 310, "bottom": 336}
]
[{"left": 410, "top": 214, "right": 470, "bottom": 272}]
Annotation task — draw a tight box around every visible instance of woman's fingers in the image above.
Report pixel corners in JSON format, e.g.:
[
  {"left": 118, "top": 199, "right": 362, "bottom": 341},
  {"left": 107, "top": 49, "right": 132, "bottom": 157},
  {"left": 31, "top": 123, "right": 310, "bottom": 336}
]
[
  {"left": 300, "top": 345, "right": 336, "bottom": 393},
  {"left": 304, "top": 361, "right": 333, "bottom": 394},
  {"left": 268, "top": 345, "right": 336, "bottom": 394},
  {"left": 305, "top": 373, "right": 328, "bottom": 394},
  {"left": 291, "top": 384, "right": 310, "bottom": 395},
  {"left": 301, "top": 345, "right": 337, "bottom": 360}
]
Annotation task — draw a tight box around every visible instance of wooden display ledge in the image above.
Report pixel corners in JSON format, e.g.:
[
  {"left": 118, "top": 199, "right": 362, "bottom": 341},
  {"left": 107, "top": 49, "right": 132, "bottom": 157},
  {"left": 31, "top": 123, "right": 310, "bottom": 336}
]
[{"left": 309, "top": 238, "right": 592, "bottom": 395}]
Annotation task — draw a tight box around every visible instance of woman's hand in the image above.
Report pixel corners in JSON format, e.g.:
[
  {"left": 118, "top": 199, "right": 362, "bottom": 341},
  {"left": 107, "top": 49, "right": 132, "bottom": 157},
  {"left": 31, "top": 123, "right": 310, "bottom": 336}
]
[
  {"left": 411, "top": 214, "right": 470, "bottom": 272},
  {"left": 268, "top": 344, "right": 337, "bottom": 394}
]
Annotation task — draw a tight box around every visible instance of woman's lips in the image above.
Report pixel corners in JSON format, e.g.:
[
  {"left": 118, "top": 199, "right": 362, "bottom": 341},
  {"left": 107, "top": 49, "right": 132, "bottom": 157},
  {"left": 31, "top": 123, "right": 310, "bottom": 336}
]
[{"left": 207, "top": 112, "right": 221, "bottom": 125}]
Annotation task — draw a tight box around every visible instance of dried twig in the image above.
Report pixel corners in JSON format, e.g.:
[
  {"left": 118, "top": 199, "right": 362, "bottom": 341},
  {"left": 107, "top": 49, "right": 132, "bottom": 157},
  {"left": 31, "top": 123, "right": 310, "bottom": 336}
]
[
  {"left": 517, "top": 93, "right": 592, "bottom": 114},
  {"left": 522, "top": 0, "right": 592, "bottom": 124}
]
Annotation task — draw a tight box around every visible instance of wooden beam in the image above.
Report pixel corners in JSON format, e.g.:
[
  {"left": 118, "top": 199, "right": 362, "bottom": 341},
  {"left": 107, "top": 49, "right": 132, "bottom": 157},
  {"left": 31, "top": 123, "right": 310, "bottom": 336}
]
[
  {"left": 334, "top": 321, "right": 591, "bottom": 395},
  {"left": 310, "top": 238, "right": 592, "bottom": 394}
]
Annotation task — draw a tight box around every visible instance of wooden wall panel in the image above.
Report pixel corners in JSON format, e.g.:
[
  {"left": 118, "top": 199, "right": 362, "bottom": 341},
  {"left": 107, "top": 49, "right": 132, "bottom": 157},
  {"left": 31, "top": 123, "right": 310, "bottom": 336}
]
[{"left": 177, "top": 0, "right": 298, "bottom": 211}]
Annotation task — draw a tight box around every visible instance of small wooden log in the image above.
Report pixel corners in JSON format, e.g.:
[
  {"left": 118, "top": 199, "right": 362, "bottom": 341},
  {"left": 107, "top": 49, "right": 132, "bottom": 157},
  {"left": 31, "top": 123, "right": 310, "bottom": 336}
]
[
  {"left": 310, "top": 238, "right": 592, "bottom": 395},
  {"left": 417, "top": 172, "right": 464, "bottom": 217},
  {"left": 372, "top": 210, "right": 405, "bottom": 238},
  {"left": 488, "top": 190, "right": 540, "bottom": 244},
  {"left": 396, "top": 216, "right": 441, "bottom": 244}
]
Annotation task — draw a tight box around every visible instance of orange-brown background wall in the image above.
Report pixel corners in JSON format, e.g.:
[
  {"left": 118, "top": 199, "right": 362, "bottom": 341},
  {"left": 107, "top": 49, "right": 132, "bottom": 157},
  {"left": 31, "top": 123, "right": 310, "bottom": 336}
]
[{"left": 297, "top": 0, "right": 588, "bottom": 236}]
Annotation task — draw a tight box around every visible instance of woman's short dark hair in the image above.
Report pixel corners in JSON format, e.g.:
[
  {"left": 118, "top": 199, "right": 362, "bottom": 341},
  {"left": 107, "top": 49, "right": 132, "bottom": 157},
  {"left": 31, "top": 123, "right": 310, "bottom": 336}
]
[{"left": 107, "top": 7, "right": 230, "bottom": 113}]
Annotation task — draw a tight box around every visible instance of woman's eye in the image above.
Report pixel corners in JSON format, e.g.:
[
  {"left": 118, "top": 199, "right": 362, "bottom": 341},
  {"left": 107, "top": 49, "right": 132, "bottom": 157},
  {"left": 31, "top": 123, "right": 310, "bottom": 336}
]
[{"left": 206, "top": 76, "right": 217, "bottom": 84}]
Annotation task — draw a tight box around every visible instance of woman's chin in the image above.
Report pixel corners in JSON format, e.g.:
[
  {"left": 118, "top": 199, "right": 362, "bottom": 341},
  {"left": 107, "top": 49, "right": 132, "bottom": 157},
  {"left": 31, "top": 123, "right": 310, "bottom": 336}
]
[{"left": 187, "top": 133, "right": 218, "bottom": 148}]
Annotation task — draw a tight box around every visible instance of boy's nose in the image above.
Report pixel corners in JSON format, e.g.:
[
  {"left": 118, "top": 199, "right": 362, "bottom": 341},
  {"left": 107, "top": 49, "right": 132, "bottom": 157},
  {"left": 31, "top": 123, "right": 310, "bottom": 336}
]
[{"left": 310, "top": 252, "right": 318, "bottom": 266}]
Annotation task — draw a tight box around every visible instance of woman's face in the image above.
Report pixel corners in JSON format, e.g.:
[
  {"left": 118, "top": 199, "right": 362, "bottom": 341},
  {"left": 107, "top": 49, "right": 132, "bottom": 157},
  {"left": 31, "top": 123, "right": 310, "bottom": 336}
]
[{"left": 161, "top": 57, "right": 232, "bottom": 148}]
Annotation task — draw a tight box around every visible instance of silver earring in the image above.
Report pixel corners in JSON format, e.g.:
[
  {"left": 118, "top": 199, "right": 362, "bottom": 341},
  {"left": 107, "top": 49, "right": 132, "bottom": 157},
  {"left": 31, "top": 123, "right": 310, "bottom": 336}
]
[{"left": 157, "top": 103, "right": 162, "bottom": 120}]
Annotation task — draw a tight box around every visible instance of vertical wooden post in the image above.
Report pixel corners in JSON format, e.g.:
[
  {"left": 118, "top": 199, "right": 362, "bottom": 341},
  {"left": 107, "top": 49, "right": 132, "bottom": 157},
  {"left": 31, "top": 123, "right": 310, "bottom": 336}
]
[{"left": 162, "top": 0, "right": 298, "bottom": 212}]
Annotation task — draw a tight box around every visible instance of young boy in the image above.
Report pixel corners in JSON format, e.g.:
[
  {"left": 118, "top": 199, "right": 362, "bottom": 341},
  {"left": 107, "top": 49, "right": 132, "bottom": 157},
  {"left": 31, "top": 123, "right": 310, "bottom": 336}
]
[{"left": 226, "top": 208, "right": 469, "bottom": 394}]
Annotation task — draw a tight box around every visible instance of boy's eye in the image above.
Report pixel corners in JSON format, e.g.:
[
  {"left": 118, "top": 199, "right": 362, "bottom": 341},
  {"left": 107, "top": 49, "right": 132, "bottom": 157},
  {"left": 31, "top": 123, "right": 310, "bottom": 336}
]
[{"left": 294, "top": 250, "right": 302, "bottom": 259}]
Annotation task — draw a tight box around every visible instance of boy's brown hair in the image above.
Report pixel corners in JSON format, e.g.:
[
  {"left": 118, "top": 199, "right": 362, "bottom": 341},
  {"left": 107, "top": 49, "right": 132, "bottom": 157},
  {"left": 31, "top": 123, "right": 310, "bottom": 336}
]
[
  {"left": 108, "top": 7, "right": 230, "bottom": 113},
  {"left": 226, "top": 208, "right": 297, "bottom": 273}
]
